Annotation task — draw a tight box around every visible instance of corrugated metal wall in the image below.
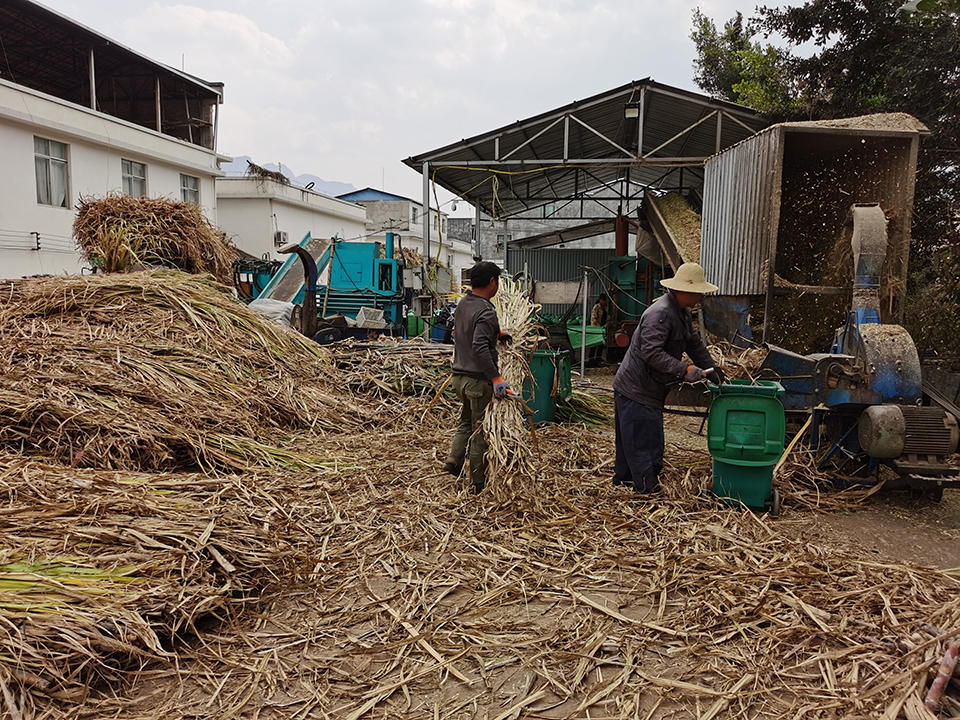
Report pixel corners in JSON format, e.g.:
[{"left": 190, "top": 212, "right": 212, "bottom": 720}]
[
  {"left": 701, "top": 128, "right": 783, "bottom": 296},
  {"left": 506, "top": 247, "right": 615, "bottom": 314}
]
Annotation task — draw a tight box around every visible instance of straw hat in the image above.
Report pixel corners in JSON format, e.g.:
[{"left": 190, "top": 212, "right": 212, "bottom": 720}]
[{"left": 660, "top": 263, "right": 718, "bottom": 294}]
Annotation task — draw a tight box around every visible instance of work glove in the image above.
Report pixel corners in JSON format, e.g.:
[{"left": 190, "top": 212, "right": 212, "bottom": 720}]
[
  {"left": 707, "top": 367, "right": 725, "bottom": 385},
  {"left": 492, "top": 376, "right": 511, "bottom": 398},
  {"left": 498, "top": 331, "right": 513, "bottom": 344},
  {"left": 684, "top": 365, "right": 707, "bottom": 383}
]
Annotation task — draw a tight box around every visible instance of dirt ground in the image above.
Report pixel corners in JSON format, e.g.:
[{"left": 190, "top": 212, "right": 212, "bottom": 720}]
[
  {"left": 582, "top": 362, "right": 960, "bottom": 574},
  {"left": 659, "top": 409, "right": 960, "bottom": 572}
]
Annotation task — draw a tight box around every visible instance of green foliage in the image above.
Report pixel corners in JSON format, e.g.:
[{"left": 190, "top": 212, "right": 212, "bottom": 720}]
[
  {"left": 690, "top": 10, "right": 752, "bottom": 101},
  {"left": 904, "top": 249, "right": 960, "bottom": 353},
  {"left": 732, "top": 45, "right": 805, "bottom": 117}
]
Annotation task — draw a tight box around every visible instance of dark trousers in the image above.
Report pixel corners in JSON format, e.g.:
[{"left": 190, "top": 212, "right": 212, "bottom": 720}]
[
  {"left": 446, "top": 375, "right": 493, "bottom": 491},
  {"left": 613, "top": 392, "right": 664, "bottom": 491}
]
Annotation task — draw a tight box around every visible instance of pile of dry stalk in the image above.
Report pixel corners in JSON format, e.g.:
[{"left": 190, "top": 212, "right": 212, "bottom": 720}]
[
  {"left": 73, "top": 195, "right": 236, "bottom": 283},
  {"left": 1, "top": 272, "right": 959, "bottom": 720},
  {"left": 0, "top": 271, "right": 371, "bottom": 472}
]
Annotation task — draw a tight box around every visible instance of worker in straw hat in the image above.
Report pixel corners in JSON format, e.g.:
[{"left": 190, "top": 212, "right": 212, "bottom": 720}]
[{"left": 611, "top": 262, "right": 724, "bottom": 494}]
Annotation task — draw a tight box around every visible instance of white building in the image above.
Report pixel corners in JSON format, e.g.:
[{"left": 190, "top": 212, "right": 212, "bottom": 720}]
[
  {"left": 0, "top": 0, "right": 224, "bottom": 280},
  {"left": 337, "top": 188, "right": 473, "bottom": 289},
  {"left": 216, "top": 178, "right": 368, "bottom": 262}
]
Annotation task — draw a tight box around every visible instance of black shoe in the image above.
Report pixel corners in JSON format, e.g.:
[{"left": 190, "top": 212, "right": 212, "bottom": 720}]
[
  {"left": 612, "top": 478, "right": 630, "bottom": 487},
  {"left": 442, "top": 461, "right": 463, "bottom": 476},
  {"left": 633, "top": 484, "right": 661, "bottom": 495}
]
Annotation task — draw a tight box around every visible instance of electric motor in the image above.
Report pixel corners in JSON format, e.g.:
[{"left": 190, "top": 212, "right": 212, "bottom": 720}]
[{"left": 859, "top": 405, "right": 959, "bottom": 459}]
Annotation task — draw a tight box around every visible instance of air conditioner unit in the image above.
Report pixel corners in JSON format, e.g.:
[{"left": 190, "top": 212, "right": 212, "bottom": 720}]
[{"left": 273, "top": 231, "right": 288, "bottom": 247}]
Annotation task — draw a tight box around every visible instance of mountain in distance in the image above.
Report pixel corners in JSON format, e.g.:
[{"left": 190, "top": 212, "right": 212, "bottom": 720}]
[{"left": 220, "top": 155, "right": 356, "bottom": 198}]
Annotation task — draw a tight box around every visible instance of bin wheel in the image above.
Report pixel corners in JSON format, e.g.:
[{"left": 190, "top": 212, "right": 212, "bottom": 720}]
[
  {"left": 314, "top": 326, "right": 342, "bottom": 345},
  {"left": 770, "top": 488, "right": 781, "bottom": 517}
]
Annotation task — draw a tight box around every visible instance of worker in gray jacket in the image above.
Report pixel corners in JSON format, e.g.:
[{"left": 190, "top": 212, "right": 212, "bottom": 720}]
[
  {"left": 443, "top": 262, "right": 512, "bottom": 492},
  {"left": 611, "top": 262, "right": 724, "bottom": 493}
]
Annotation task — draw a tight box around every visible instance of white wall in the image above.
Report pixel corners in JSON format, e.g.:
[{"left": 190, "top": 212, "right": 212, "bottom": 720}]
[
  {"left": 0, "top": 80, "right": 221, "bottom": 280},
  {"left": 216, "top": 178, "right": 368, "bottom": 261}
]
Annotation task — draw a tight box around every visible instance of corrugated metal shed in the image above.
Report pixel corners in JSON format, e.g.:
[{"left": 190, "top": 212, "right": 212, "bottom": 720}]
[
  {"left": 404, "top": 79, "right": 768, "bottom": 220},
  {"left": 700, "top": 113, "right": 928, "bottom": 335}
]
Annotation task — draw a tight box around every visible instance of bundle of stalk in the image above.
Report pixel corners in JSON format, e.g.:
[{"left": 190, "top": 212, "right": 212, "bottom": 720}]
[
  {"left": 556, "top": 388, "right": 613, "bottom": 426},
  {"left": 482, "top": 277, "right": 544, "bottom": 496},
  {"left": 0, "top": 271, "right": 373, "bottom": 472},
  {"left": 0, "top": 453, "right": 340, "bottom": 703},
  {"left": 73, "top": 194, "right": 236, "bottom": 284},
  {"left": 330, "top": 337, "right": 458, "bottom": 411},
  {"left": 707, "top": 341, "right": 769, "bottom": 380}
]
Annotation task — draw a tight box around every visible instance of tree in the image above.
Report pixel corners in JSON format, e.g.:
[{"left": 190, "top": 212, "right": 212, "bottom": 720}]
[
  {"left": 692, "top": 0, "right": 960, "bottom": 352},
  {"left": 690, "top": 10, "right": 753, "bottom": 100}
]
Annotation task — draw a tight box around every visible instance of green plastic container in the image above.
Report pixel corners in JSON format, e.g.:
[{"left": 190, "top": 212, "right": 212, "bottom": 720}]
[
  {"left": 712, "top": 460, "right": 777, "bottom": 509},
  {"left": 706, "top": 379, "right": 785, "bottom": 510},
  {"left": 565, "top": 322, "right": 606, "bottom": 350},
  {"left": 522, "top": 350, "right": 572, "bottom": 424},
  {"left": 406, "top": 310, "right": 424, "bottom": 338}
]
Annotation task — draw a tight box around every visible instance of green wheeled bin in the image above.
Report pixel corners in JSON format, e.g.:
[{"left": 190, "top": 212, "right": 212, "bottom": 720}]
[
  {"left": 706, "top": 379, "right": 786, "bottom": 515},
  {"left": 521, "top": 350, "right": 573, "bottom": 424}
]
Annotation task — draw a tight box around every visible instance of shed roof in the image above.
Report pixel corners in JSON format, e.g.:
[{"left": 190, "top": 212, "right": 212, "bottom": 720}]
[
  {"left": 403, "top": 78, "right": 768, "bottom": 220},
  {"left": 338, "top": 188, "right": 418, "bottom": 204},
  {"left": 0, "top": 0, "right": 223, "bottom": 149}
]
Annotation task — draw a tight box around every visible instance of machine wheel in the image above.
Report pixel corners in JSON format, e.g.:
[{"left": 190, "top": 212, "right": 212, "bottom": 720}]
[
  {"left": 769, "top": 488, "right": 781, "bottom": 517},
  {"left": 314, "top": 326, "right": 343, "bottom": 345}
]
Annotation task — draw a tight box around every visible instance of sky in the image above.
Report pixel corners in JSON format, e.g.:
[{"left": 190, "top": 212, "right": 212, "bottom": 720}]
[{"left": 37, "top": 0, "right": 781, "bottom": 216}]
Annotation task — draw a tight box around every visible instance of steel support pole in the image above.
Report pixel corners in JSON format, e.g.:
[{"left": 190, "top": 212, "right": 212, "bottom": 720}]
[
  {"left": 422, "top": 162, "right": 431, "bottom": 337},
  {"left": 474, "top": 202, "right": 481, "bottom": 260},
  {"left": 580, "top": 269, "right": 588, "bottom": 378},
  {"left": 88, "top": 48, "right": 96, "bottom": 110},
  {"left": 155, "top": 78, "right": 162, "bottom": 132},
  {"left": 422, "top": 161, "right": 430, "bottom": 283}
]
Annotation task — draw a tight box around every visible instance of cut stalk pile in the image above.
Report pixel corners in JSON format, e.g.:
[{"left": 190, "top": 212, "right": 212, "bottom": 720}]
[
  {"left": 0, "top": 271, "right": 371, "bottom": 472},
  {"left": 0, "top": 455, "right": 344, "bottom": 702}
]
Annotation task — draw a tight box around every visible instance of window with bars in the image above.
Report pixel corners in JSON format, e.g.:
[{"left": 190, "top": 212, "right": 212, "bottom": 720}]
[
  {"left": 34, "top": 137, "right": 69, "bottom": 208},
  {"left": 180, "top": 174, "right": 200, "bottom": 204},
  {"left": 122, "top": 159, "right": 147, "bottom": 197}
]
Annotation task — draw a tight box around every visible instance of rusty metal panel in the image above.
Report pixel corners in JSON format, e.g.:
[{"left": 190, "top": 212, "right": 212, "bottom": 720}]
[{"left": 702, "top": 128, "right": 783, "bottom": 296}]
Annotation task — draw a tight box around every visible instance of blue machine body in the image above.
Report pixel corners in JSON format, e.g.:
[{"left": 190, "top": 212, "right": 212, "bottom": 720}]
[
  {"left": 756, "top": 204, "right": 945, "bottom": 481},
  {"left": 258, "top": 232, "right": 405, "bottom": 327}
]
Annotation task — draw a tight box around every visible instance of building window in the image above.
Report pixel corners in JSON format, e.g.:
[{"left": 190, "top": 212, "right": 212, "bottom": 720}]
[
  {"left": 122, "top": 159, "right": 147, "bottom": 197},
  {"left": 180, "top": 174, "right": 199, "bottom": 204},
  {"left": 496, "top": 233, "right": 512, "bottom": 249},
  {"left": 412, "top": 207, "right": 418, "bottom": 224},
  {"left": 541, "top": 204, "right": 556, "bottom": 218},
  {"left": 434, "top": 214, "right": 438, "bottom": 230},
  {"left": 34, "top": 137, "right": 68, "bottom": 208},
  {"left": 448, "top": 253, "right": 454, "bottom": 267}
]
